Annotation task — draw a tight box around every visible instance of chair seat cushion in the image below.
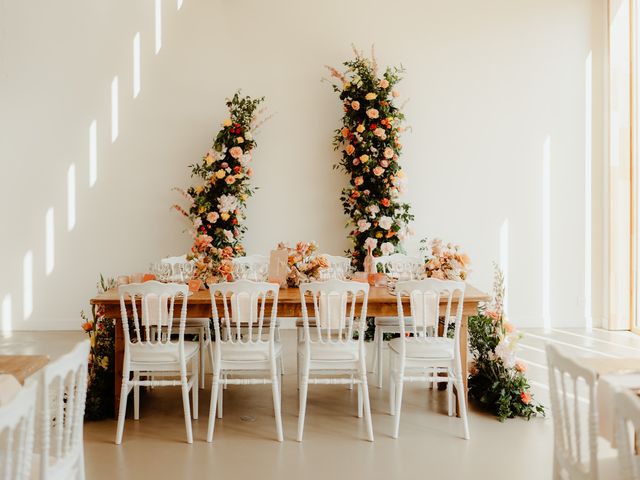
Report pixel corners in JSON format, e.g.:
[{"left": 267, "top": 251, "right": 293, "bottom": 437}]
[
  {"left": 130, "top": 341, "right": 199, "bottom": 363},
  {"left": 300, "top": 341, "right": 359, "bottom": 361},
  {"left": 185, "top": 318, "right": 210, "bottom": 327},
  {"left": 389, "top": 337, "right": 454, "bottom": 359},
  {"left": 219, "top": 341, "right": 282, "bottom": 361},
  {"left": 374, "top": 317, "right": 417, "bottom": 327}
]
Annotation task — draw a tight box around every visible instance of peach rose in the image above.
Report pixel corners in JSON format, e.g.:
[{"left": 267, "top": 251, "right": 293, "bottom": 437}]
[
  {"left": 374, "top": 127, "right": 385, "bottom": 137},
  {"left": 520, "top": 392, "right": 532, "bottom": 404},
  {"left": 379, "top": 79, "right": 389, "bottom": 89},
  {"left": 345, "top": 144, "right": 355, "bottom": 155},
  {"left": 354, "top": 176, "right": 364, "bottom": 186},
  {"left": 360, "top": 154, "right": 369, "bottom": 163},
  {"left": 225, "top": 175, "right": 236, "bottom": 185},
  {"left": 373, "top": 166, "right": 384, "bottom": 176},
  {"left": 366, "top": 108, "right": 379, "bottom": 119},
  {"left": 380, "top": 160, "right": 389, "bottom": 168},
  {"left": 246, "top": 168, "right": 253, "bottom": 177},
  {"left": 229, "top": 146, "right": 243, "bottom": 159},
  {"left": 392, "top": 90, "right": 400, "bottom": 98},
  {"left": 503, "top": 321, "right": 515, "bottom": 333},
  {"left": 352, "top": 158, "right": 360, "bottom": 166},
  {"left": 351, "top": 101, "right": 360, "bottom": 110},
  {"left": 515, "top": 361, "right": 527, "bottom": 373},
  {"left": 207, "top": 212, "right": 219, "bottom": 223},
  {"left": 384, "top": 147, "right": 394, "bottom": 159}
]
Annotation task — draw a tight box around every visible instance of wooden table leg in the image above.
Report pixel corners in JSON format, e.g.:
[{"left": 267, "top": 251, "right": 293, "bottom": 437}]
[{"left": 114, "top": 317, "right": 124, "bottom": 418}]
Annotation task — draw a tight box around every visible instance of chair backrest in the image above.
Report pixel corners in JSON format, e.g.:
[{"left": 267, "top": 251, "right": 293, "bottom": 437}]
[
  {"left": 395, "top": 279, "right": 465, "bottom": 350},
  {"left": 321, "top": 254, "right": 351, "bottom": 279},
  {"left": 545, "top": 344, "right": 599, "bottom": 480},
  {"left": 39, "top": 340, "right": 90, "bottom": 480},
  {"left": 209, "top": 280, "right": 279, "bottom": 346},
  {"left": 0, "top": 381, "right": 37, "bottom": 480},
  {"left": 374, "top": 253, "right": 421, "bottom": 277},
  {"left": 299, "top": 279, "right": 370, "bottom": 345},
  {"left": 232, "top": 255, "right": 269, "bottom": 281},
  {"left": 615, "top": 390, "right": 640, "bottom": 480},
  {"left": 118, "top": 281, "right": 189, "bottom": 349}
]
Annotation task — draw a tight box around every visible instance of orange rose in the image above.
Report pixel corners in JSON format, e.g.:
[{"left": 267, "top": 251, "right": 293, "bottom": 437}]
[
  {"left": 81, "top": 321, "right": 93, "bottom": 332},
  {"left": 345, "top": 144, "right": 355, "bottom": 155},
  {"left": 520, "top": 392, "right": 532, "bottom": 404},
  {"left": 381, "top": 198, "right": 390, "bottom": 207},
  {"left": 341, "top": 127, "right": 350, "bottom": 138}
]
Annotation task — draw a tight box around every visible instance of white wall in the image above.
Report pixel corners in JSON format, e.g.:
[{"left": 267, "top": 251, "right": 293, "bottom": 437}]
[{"left": 0, "top": 0, "right": 606, "bottom": 330}]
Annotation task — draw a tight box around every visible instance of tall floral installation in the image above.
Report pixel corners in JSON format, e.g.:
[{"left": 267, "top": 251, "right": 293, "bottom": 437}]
[
  {"left": 80, "top": 275, "right": 116, "bottom": 420},
  {"left": 326, "top": 47, "right": 414, "bottom": 269},
  {"left": 173, "top": 91, "right": 266, "bottom": 284},
  {"left": 468, "top": 265, "right": 545, "bottom": 421}
]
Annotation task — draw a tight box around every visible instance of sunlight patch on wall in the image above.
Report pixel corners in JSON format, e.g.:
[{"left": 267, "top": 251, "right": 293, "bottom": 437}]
[
  {"left": 177, "top": 0, "right": 183, "bottom": 10},
  {"left": 111, "top": 76, "right": 119, "bottom": 142},
  {"left": 542, "top": 136, "right": 551, "bottom": 331},
  {"left": 584, "top": 51, "right": 593, "bottom": 331},
  {"left": 2, "top": 294, "right": 12, "bottom": 335},
  {"left": 499, "top": 218, "right": 509, "bottom": 318},
  {"left": 23, "top": 251, "right": 33, "bottom": 320},
  {"left": 67, "top": 164, "right": 76, "bottom": 232},
  {"left": 45, "top": 208, "right": 55, "bottom": 276},
  {"left": 155, "top": 0, "right": 162, "bottom": 54},
  {"left": 89, "top": 120, "right": 97, "bottom": 187},
  {"left": 133, "top": 33, "right": 141, "bottom": 98}
]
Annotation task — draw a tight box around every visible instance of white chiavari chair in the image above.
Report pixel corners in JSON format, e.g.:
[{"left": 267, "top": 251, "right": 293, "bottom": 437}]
[
  {"left": 37, "top": 340, "right": 89, "bottom": 480},
  {"left": 207, "top": 280, "right": 283, "bottom": 442},
  {"left": 161, "top": 255, "right": 211, "bottom": 389},
  {"left": 321, "top": 254, "right": 351, "bottom": 280},
  {"left": 389, "top": 279, "right": 469, "bottom": 440},
  {"left": 616, "top": 390, "right": 640, "bottom": 480},
  {"left": 546, "top": 344, "right": 619, "bottom": 479},
  {"left": 116, "top": 281, "right": 199, "bottom": 444},
  {"left": 371, "top": 253, "right": 422, "bottom": 388},
  {"left": 0, "top": 380, "right": 37, "bottom": 480},
  {"left": 297, "top": 279, "right": 373, "bottom": 442}
]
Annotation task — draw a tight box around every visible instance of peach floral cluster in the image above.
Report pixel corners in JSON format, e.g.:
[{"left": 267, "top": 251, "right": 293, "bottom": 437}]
[
  {"left": 276, "top": 241, "right": 328, "bottom": 287},
  {"left": 419, "top": 238, "right": 470, "bottom": 281}
]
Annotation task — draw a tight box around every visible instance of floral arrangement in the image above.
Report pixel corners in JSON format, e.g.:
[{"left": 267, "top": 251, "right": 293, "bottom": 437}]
[
  {"left": 80, "top": 274, "right": 116, "bottom": 420},
  {"left": 419, "top": 238, "right": 471, "bottom": 281},
  {"left": 326, "top": 46, "right": 414, "bottom": 269},
  {"left": 468, "top": 265, "right": 545, "bottom": 421},
  {"left": 173, "top": 91, "right": 267, "bottom": 284},
  {"left": 277, "top": 241, "right": 329, "bottom": 287}
]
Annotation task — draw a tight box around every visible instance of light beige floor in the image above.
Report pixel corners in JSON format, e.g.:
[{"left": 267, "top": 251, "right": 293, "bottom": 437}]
[{"left": 4, "top": 327, "right": 637, "bottom": 479}]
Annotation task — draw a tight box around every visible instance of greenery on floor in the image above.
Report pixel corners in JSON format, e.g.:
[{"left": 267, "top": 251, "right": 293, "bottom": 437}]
[{"left": 468, "top": 266, "right": 545, "bottom": 421}]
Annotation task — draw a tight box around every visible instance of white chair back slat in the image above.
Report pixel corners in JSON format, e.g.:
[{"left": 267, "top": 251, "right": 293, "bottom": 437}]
[
  {"left": 299, "top": 280, "right": 369, "bottom": 345},
  {"left": 321, "top": 254, "right": 351, "bottom": 279},
  {"left": 39, "top": 340, "right": 90, "bottom": 480},
  {"left": 615, "top": 390, "right": 640, "bottom": 480},
  {"left": 546, "top": 344, "right": 599, "bottom": 480},
  {"left": 396, "top": 279, "right": 465, "bottom": 341},
  {"left": 0, "top": 381, "right": 37, "bottom": 480},
  {"left": 119, "top": 281, "right": 188, "bottom": 349},
  {"left": 209, "top": 280, "right": 279, "bottom": 346}
]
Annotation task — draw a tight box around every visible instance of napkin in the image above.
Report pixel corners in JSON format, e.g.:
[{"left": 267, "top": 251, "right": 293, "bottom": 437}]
[
  {"left": 318, "top": 292, "right": 344, "bottom": 330},
  {"left": 409, "top": 290, "right": 438, "bottom": 328},
  {"left": 143, "top": 293, "right": 169, "bottom": 339}
]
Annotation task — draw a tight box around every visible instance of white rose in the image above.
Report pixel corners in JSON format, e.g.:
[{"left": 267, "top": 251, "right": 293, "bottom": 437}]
[
  {"left": 379, "top": 216, "right": 393, "bottom": 230},
  {"left": 381, "top": 242, "right": 395, "bottom": 256}
]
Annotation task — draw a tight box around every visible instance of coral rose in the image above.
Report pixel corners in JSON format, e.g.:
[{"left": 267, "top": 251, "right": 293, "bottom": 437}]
[
  {"left": 520, "top": 392, "right": 532, "bottom": 404},
  {"left": 225, "top": 176, "right": 236, "bottom": 185},
  {"left": 366, "top": 108, "right": 379, "bottom": 119},
  {"left": 354, "top": 176, "right": 364, "bottom": 186},
  {"left": 351, "top": 101, "right": 360, "bottom": 110},
  {"left": 229, "top": 146, "right": 243, "bottom": 159},
  {"left": 381, "top": 198, "right": 390, "bottom": 207},
  {"left": 380, "top": 160, "right": 389, "bottom": 168}
]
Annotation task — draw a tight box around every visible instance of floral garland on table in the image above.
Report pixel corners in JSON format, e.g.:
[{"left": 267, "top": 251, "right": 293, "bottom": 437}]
[
  {"left": 326, "top": 46, "right": 414, "bottom": 269},
  {"left": 419, "top": 238, "right": 471, "bottom": 281},
  {"left": 277, "top": 241, "right": 328, "bottom": 287},
  {"left": 80, "top": 274, "right": 116, "bottom": 420},
  {"left": 173, "top": 91, "right": 266, "bottom": 284},
  {"left": 468, "top": 265, "right": 545, "bottom": 421}
]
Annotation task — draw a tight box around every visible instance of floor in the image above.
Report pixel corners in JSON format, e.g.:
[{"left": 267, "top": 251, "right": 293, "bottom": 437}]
[{"left": 2, "top": 327, "right": 638, "bottom": 479}]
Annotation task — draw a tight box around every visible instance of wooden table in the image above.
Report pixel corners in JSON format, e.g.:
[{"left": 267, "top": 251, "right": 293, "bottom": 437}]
[
  {"left": 0, "top": 355, "right": 49, "bottom": 384},
  {"left": 91, "top": 284, "right": 489, "bottom": 416}
]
